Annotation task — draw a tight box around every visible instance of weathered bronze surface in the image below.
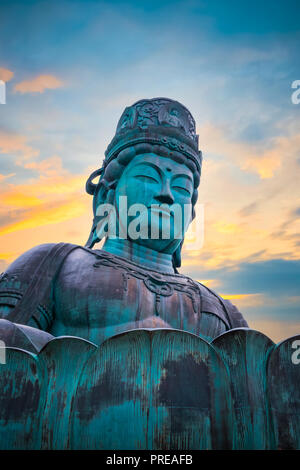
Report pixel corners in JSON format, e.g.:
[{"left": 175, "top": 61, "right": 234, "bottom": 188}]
[
  {"left": 0, "top": 98, "right": 298, "bottom": 449},
  {"left": 0, "top": 329, "right": 299, "bottom": 449},
  {"left": 0, "top": 98, "right": 248, "bottom": 345}
]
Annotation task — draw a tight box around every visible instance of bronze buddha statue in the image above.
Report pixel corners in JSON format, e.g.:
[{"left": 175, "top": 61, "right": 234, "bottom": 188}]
[{"left": 0, "top": 98, "right": 248, "bottom": 350}]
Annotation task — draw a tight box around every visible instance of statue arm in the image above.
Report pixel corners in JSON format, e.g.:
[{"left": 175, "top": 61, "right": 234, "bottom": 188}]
[
  {"left": 222, "top": 298, "right": 249, "bottom": 329},
  {"left": 0, "top": 244, "right": 58, "bottom": 351},
  {"left": 197, "top": 282, "right": 249, "bottom": 335}
]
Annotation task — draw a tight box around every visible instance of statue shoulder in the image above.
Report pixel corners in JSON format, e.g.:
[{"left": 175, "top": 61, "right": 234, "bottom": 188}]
[
  {"left": 1, "top": 242, "right": 87, "bottom": 295},
  {"left": 3, "top": 243, "right": 59, "bottom": 277},
  {"left": 0, "top": 242, "right": 82, "bottom": 329},
  {"left": 196, "top": 281, "right": 249, "bottom": 329},
  {"left": 4, "top": 242, "right": 84, "bottom": 276},
  {"left": 221, "top": 296, "right": 249, "bottom": 329}
]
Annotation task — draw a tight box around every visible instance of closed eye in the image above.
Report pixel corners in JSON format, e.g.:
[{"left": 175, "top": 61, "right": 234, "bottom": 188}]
[
  {"left": 134, "top": 175, "right": 159, "bottom": 183},
  {"left": 172, "top": 186, "right": 191, "bottom": 196}
]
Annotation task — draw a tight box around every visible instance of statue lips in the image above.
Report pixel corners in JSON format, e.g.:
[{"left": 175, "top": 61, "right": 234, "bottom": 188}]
[
  {"left": 148, "top": 207, "right": 175, "bottom": 239},
  {"left": 148, "top": 206, "right": 173, "bottom": 218}
]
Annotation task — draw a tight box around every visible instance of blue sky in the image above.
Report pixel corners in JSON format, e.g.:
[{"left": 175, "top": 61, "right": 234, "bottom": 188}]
[{"left": 0, "top": 0, "right": 299, "bottom": 341}]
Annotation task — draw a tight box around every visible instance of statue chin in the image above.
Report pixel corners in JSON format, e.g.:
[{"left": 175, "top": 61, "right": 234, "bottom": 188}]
[{"left": 115, "top": 210, "right": 184, "bottom": 255}]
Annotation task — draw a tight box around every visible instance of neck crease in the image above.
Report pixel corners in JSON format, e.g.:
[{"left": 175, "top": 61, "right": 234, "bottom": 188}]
[{"left": 102, "top": 238, "right": 175, "bottom": 273}]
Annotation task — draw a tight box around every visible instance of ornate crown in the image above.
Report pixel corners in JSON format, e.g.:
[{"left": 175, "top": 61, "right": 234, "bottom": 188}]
[
  {"left": 104, "top": 97, "right": 202, "bottom": 172},
  {"left": 86, "top": 98, "right": 202, "bottom": 197}
]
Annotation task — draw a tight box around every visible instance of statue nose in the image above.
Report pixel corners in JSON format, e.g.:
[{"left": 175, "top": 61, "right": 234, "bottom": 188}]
[
  {"left": 155, "top": 193, "right": 174, "bottom": 205},
  {"left": 154, "top": 183, "right": 174, "bottom": 205}
]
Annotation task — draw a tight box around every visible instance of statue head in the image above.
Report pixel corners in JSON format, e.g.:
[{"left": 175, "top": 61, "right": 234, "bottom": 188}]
[{"left": 85, "top": 97, "right": 202, "bottom": 269}]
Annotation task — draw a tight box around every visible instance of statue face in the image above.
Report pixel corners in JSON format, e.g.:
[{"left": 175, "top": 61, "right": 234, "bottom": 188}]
[{"left": 113, "top": 153, "right": 194, "bottom": 253}]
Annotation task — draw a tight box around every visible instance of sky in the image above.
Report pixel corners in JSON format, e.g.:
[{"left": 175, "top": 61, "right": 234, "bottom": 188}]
[{"left": 0, "top": 0, "right": 299, "bottom": 342}]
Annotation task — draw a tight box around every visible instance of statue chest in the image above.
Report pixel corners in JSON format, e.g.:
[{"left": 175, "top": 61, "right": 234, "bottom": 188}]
[{"left": 51, "top": 249, "right": 227, "bottom": 344}]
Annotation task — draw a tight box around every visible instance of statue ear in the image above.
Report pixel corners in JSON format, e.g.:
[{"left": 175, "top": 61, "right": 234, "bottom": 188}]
[
  {"left": 85, "top": 222, "right": 100, "bottom": 249},
  {"left": 86, "top": 168, "right": 103, "bottom": 195},
  {"left": 173, "top": 240, "right": 183, "bottom": 269},
  {"left": 86, "top": 186, "right": 116, "bottom": 249}
]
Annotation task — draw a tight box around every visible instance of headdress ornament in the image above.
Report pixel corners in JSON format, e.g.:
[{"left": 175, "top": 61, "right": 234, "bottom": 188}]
[{"left": 86, "top": 98, "right": 202, "bottom": 196}]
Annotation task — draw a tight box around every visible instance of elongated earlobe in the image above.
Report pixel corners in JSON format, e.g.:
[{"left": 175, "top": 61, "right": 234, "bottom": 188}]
[
  {"left": 173, "top": 240, "right": 183, "bottom": 269},
  {"left": 86, "top": 168, "right": 104, "bottom": 195},
  {"left": 85, "top": 221, "right": 100, "bottom": 248}
]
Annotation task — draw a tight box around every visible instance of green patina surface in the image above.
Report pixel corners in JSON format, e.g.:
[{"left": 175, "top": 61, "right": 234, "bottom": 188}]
[
  {"left": 0, "top": 328, "right": 299, "bottom": 450},
  {"left": 0, "top": 99, "right": 298, "bottom": 450}
]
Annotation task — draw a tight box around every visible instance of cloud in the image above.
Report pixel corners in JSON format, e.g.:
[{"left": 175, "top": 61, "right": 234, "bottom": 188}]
[
  {"left": 238, "top": 202, "right": 258, "bottom": 217},
  {"left": 249, "top": 319, "right": 300, "bottom": 343},
  {"left": 0, "top": 198, "right": 86, "bottom": 236},
  {"left": 198, "top": 269, "right": 300, "bottom": 339},
  {"left": 0, "top": 153, "right": 89, "bottom": 242},
  {"left": 220, "top": 293, "right": 265, "bottom": 308},
  {"left": 0, "top": 260, "right": 8, "bottom": 272},
  {"left": 292, "top": 206, "right": 300, "bottom": 217},
  {"left": 242, "top": 153, "right": 281, "bottom": 179},
  {"left": 181, "top": 122, "right": 300, "bottom": 270},
  {"left": 197, "top": 279, "right": 220, "bottom": 289},
  {"left": 0, "top": 132, "right": 39, "bottom": 162},
  {"left": 182, "top": 258, "right": 300, "bottom": 341},
  {"left": 214, "top": 221, "right": 242, "bottom": 234},
  {"left": 200, "top": 123, "right": 300, "bottom": 180},
  {"left": 199, "top": 259, "right": 300, "bottom": 297},
  {"left": 0, "top": 67, "right": 14, "bottom": 82},
  {"left": 0, "top": 209, "right": 31, "bottom": 229},
  {"left": 0, "top": 252, "right": 18, "bottom": 261},
  {"left": 14, "top": 74, "right": 63, "bottom": 94},
  {"left": 1, "top": 193, "right": 42, "bottom": 208},
  {"left": 0, "top": 129, "right": 91, "bottom": 255},
  {"left": 0, "top": 173, "right": 15, "bottom": 182}
]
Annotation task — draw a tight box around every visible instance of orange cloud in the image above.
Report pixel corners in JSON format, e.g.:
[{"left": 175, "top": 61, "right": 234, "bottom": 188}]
[
  {"left": 0, "top": 199, "right": 87, "bottom": 236},
  {"left": 0, "top": 154, "right": 89, "bottom": 243},
  {"left": 1, "top": 193, "right": 42, "bottom": 208},
  {"left": 214, "top": 221, "right": 242, "bottom": 234},
  {"left": 197, "top": 279, "right": 220, "bottom": 289},
  {"left": 0, "top": 252, "right": 17, "bottom": 261},
  {"left": 242, "top": 153, "right": 281, "bottom": 179},
  {"left": 181, "top": 123, "right": 300, "bottom": 270},
  {"left": 0, "top": 67, "right": 14, "bottom": 82},
  {"left": 249, "top": 319, "right": 300, "bottom": 343},
  {"left": 0, "top": 132, "right": 39, "bottom": 161},
  {"left": 220, "top": 293, "right": 265, "bottom": 307},
  {"left": 1, "top": 123, "right": 299, "bottom": 280},
  {"left": 14, "top": 74, "right": 63, "bottom": 94},
  {"left": 0, "top": 173, "right": 15, "bottom": 182},
  {"left": 198, "top": 123, "right": 300, "bottom": 179}
]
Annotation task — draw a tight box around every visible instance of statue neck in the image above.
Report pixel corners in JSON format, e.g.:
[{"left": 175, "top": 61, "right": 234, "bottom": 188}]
[{"left": 102, "top": 238, "right": 175, "bottom": 273}]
